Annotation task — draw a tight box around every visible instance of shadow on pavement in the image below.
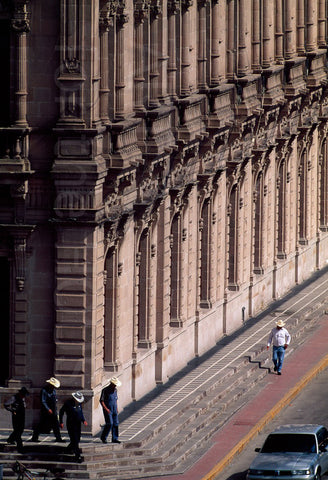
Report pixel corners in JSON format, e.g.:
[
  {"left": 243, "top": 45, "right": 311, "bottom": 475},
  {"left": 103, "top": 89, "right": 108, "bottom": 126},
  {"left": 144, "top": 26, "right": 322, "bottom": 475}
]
[{"left": 224, "top": 470, "right": 248, "bottom": 480}]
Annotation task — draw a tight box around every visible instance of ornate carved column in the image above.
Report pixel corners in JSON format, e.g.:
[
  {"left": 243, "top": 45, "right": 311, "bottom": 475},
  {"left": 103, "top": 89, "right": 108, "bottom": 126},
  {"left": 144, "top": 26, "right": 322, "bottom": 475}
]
[
  {"left": 99, "top": 2, "right": 115, "bottom": 124},
  {"left": 11, "top": 0, "right": 30, "bottom": 127},
  {"left": 262, "top": 0, "right": 274, "bottom": 68},
  {"left": 157, "top": 0, "right": 168, "bottom": 102},
  {"left": 149, "top": 0, "right": 161, "bottom": 107},
  {"left": 296, "top": 0, "right": 305, "bottom": 54},
  {"left": 285, "top": 0, "right": 296, "bottom": 60},
  {"left": 227, "top": 0, "right": 235, "bottom": 79},
  {"left": 275, "top": 0, "right": 284, "bottom": 63},
  {"left": 237, "top": 0, "right": 248, "bottom": 76},
  {"left": 252, "top": 0, "right": 261, "bottom": 71},
  {"left": 134, "top": 0, "right": 149, "bottom": 111},
  {"left": 167, "top": 0, "right": 179, "bottom": 99},
  {"left": 305, "top": 0, "right": 316, "bottom": 52},
  {"left": 210, "top": 0, "right": 223, "bottom": 85},
  {"left": 318, "top": 0, "right": 326, "bottom": 48},
  {"left": 57, "top": 0, "right": 84, "bottom": 126},
  {"left": 115, "top": 4, "right": 128, "bottom": 119},
  {"left": 197, "top": 0, "right": 208, "bottom": 90},
  {"left": 181, "top": 0, "right": 192, "bottom": 96}
]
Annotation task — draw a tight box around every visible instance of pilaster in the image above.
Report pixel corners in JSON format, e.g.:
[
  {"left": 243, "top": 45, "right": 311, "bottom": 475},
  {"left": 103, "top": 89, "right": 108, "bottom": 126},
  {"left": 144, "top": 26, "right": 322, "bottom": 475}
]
[
  {"left": 149, "top": 0, "right": 161, "bottom": 107},
  {"left": 167, "top": 0, "right": 179, "bottom": 99},
  {"left": 11, "top": 0, "right": 30, "bottom": 127},
  {"left": 56, "top": 0, "right": 85, "bottom": 128},
  {"left": 197, "top": 0, "right": 209, "bottom": 91},
  {"left": 210, "top": 0, "right": 224, "bottom": 86},
  {"left": 99, "top": 1, "right": 114, "bottom": 124},
  {"left": 180, "top": 0, "right": 192, "bottom": 96}
]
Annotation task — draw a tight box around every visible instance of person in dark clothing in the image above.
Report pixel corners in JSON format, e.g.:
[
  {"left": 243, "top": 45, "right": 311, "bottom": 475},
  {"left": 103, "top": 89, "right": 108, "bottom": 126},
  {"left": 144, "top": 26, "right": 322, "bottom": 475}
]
[
  {"left": 100, "top": 377, "right": 122, "bottom": 444},
  {"left": 4, "top": 387, "right": 29, "bottom": 452},
  {"left": 59, "top": 391, "right": 87, "bottom": 463},
  {"left": 31, "top": 377, "right": 64, "bottom": 442}
]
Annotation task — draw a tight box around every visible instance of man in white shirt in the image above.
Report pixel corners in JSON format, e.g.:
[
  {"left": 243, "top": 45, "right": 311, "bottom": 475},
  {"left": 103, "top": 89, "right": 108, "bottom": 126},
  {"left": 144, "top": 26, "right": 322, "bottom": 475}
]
[{"left": 267, "top": 319, "right": 291, "bottom": 375}]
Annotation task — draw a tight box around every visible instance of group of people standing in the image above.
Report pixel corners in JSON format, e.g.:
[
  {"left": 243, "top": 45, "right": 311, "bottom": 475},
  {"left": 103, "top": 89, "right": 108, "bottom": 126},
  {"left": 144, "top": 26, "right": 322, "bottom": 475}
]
[{"left": 4, "top": 376, "right": 122, "bottom": 463}]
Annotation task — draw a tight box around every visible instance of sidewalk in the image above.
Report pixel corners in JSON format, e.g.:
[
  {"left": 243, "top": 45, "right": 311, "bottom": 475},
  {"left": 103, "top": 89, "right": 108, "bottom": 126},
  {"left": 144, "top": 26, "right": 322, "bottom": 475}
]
[{"left": 145, "top": 312, "right": 328, "bottom": 480}]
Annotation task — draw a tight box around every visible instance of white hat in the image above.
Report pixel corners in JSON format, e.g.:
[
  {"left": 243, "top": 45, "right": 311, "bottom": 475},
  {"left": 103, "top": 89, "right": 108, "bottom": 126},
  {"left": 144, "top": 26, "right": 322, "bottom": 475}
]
[
  {"left": 276, "top": 319, "right": 286, "bottom": 327},
  {"left": 72, "top": 391, "right": 84, "bottom": 403},
  {"left": 110, "top": 377, "right": 122, "bottom": 387},
  {"left": 46, "top": 377, "right": 60, "bottom": 388}
]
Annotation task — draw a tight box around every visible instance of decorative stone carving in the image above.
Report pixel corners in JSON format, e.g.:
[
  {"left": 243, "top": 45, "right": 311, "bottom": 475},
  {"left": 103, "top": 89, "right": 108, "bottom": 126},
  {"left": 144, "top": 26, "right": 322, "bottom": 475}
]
[
  {"left": 11, "top": 0, "right": 30, "bottom": 33},
  {"left": 167, "top": 0, "right": 180, "bottom": 15},
  {"left": 64, "top": 58, "right": 81, "bottom": 74},
  {"left": 150, "top": 0, "right": 161, "bottom": 19},
  {"left": 181, "top": 0, "right": 193, "bottom": 11},
  {"left": 100, "top": 0, "right": 118, "bottom": 30},
  {"left": 134, "top": 0, "right": 150, "bottom": 25}
]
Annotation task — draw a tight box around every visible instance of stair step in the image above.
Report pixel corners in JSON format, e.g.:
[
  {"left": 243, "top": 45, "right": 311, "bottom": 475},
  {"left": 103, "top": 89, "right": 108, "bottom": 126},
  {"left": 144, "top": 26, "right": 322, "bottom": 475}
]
[{"left": 0, "top": 311, "right": 323, "bottom": 479}]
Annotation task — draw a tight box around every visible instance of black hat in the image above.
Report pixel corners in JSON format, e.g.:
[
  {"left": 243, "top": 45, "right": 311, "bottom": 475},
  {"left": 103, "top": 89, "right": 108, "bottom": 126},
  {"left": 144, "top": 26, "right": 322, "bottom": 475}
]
[{"left": 19, "top": 387, "right": 29, "bottom": 396}]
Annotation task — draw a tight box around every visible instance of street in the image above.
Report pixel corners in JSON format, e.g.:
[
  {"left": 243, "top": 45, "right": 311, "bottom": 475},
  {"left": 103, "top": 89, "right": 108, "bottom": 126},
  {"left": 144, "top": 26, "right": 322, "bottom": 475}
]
[{"left": 218, "top": 366, "right": 328, "bottom": 480}]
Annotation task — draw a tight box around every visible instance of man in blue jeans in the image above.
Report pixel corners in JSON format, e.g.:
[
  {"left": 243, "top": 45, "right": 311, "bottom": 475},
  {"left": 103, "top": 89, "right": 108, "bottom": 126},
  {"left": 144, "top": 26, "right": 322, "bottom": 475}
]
[
  {"left": 267, "top": 319, "right": 291, "bottom": 375},
  {"left": 100, "top": 377, "right": 122, "bottom": 444}
]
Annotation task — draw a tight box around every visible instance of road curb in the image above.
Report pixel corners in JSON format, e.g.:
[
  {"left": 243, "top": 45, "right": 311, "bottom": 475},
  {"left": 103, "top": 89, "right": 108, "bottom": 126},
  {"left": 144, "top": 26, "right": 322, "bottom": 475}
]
[{"left": 202, "top": 353, "right": 328, "bottom": 480}]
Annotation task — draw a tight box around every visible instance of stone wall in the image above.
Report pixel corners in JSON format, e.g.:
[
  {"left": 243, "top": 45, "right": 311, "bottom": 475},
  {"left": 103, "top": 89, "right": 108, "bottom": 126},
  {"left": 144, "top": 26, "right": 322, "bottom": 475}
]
[{"left": 0, "top": 0, "right": 328, "bottom": 434}]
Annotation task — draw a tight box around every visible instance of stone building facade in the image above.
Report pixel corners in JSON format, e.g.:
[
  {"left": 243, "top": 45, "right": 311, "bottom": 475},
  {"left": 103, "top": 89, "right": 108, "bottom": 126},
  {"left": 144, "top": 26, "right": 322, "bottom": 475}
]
[{"left": 0, "top": 0, "right": 328, "bottom": 433}]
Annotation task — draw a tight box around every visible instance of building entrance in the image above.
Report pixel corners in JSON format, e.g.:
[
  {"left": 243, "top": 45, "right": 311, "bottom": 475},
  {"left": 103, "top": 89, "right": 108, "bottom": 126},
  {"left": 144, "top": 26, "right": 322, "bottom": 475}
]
[{"left": 0, "top": 257, "right": 10, "bottom": 385}]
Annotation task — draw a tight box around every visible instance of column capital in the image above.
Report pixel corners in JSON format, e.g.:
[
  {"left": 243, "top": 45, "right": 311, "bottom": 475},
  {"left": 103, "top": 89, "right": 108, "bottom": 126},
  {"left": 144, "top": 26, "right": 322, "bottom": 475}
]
[
  {"left": 134, "top": 0, "right": 150, "bottom": 25},
  {"left": 168, "top": 0, "right": 180, "bottom": 15},
  {"left": 181, "top": 0, "right": 193, "bottom": 12},
  {"left": 11, "top": 0, "right": 30, "bottom": 33},
  {"left": 99, "top": 1, "right": 116, "bottom": 31},
  {"left": 150, "top": 0, "right": 161, "bottom": 19},
  {"left": 116, "top": 1, "right": 128, "bottom": 28}
]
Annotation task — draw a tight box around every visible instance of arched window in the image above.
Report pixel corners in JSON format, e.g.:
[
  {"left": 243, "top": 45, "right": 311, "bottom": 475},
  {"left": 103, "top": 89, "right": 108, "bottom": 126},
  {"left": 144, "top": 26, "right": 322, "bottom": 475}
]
[
  {"left": 137, "top": 229, "right": 151, "bottom": 347},
  {"left": 104, "top": 246, "right": 119, "bottom": 369},
  {"left": 0, "top": 256, "right": 10, "bottom": 385},
  {"left": 277, "top": 159, "right": 287, "bottom": 259},
  {"left": 228, "top": 185, "right": 239, "bottom": 290},
  {"left": 170, "top": 213, "right": 182, "bottom": 325},
  {"left": 200, "top": 199, "right": 212, "bottom": 307},
  {"left": 319, "top": 140, "right": 328, "bottom": 230},
  {"left": 254, "top": 172, "right": 264, "bottom": 273},
  {"left": 298, "top": 150, "right": 308, "bottom": 244}
]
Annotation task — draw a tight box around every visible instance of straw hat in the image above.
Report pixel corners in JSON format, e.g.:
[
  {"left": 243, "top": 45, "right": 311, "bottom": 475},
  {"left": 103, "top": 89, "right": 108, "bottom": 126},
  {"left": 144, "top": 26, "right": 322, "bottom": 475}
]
[
  {"left": 72, "top": 391, "right": 84, "bottom": 403},
  {"left": 46, "top": 377, "right": 60, "bottom": 388},
  {"left": 276, "top": 319, "right": 286, "bottom": 328},
  {"left": 109, "top": 377, "right": 122, "bottom": 387}
]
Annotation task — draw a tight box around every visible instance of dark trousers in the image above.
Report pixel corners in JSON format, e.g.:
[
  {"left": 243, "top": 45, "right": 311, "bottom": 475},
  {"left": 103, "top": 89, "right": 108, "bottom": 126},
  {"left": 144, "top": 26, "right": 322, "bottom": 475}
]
[
  {"left": 32, "top": 411, "right": 62, "bottom": 441},
  {"left": 101, "top": 409, "right": 119, "bottom": 442},
  {"left": 67, "top": 422, "right": 81, "bottom": 459},
  {"left": 8, "top": 414, "right": 24, "bottom": 451}
]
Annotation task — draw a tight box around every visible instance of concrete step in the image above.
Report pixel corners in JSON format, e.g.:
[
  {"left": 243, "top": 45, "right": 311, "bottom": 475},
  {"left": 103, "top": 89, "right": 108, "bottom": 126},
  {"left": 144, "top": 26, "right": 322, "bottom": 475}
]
[{"left": 0, "top": 308, "right": 324, "bottom": 480}]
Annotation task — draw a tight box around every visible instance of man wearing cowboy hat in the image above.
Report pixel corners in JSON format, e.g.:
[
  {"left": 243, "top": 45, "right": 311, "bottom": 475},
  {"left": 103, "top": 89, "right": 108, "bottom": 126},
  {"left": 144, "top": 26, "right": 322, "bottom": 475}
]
[
  {"left": 31, "top": 377, "right": 64, "bottom": 443},
  {"left": 4, "top": 386, "right": 29, "bottom": 452},
  {"left": 267, "top": 319, "right": 291, "bottom": 375},
  {"left": 100, "top": 377, "right": 122, "bottom": 444},
  {"left": 59, "top": 392, "right": 87, "bottom": 463}
]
